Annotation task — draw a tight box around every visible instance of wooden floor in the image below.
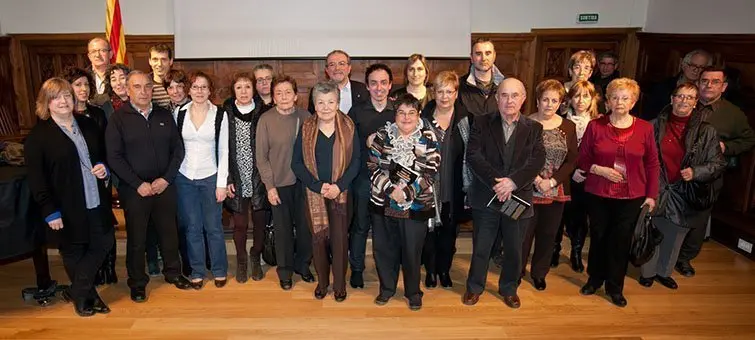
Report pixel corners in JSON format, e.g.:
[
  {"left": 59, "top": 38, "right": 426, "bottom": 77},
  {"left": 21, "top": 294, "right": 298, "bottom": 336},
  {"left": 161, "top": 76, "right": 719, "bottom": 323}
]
[{"left": 0, "top": 239, "right": 754, "bottom": 340}]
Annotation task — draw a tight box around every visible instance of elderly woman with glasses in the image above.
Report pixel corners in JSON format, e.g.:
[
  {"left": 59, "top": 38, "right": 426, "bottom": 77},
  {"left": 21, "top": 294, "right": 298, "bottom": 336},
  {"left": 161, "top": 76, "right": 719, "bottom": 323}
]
[{"left": 639, "top": 83, "right": 726, "bottom": 290}]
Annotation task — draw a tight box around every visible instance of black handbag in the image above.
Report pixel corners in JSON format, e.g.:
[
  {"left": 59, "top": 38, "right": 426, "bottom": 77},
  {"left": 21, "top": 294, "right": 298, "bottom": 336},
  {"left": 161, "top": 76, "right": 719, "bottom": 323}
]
[
  {"left": 262, "top": 218, "right": 277, "bottom": 267},
  {"left": 629, "top": 205, "right": 664, "bottom": 267},
  {"left": 680, "top": 180, "right": 717, "bottom": 210}
]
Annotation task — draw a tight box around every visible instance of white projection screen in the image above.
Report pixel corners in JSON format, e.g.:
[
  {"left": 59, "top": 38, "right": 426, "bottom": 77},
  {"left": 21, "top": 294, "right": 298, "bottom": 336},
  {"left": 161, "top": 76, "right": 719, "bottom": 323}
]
[{"left": 173, "top": 0, "right": 472, "bottom": 59}]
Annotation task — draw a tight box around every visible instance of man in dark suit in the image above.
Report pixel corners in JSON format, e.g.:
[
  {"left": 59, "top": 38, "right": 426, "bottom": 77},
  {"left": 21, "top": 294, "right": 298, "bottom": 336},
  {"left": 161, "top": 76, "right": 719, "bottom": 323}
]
[
  {"left": 308, "top": 50, "right": 369, "bottom": 114},
  {"left": 105, "top": 70, "right": 192, "bottom": 303},
  {"left": 86, "top": 37, "right": 112, "bottom": 107},
  {"left": 462, "top": 78, "right": 545, "bottom": 309}
]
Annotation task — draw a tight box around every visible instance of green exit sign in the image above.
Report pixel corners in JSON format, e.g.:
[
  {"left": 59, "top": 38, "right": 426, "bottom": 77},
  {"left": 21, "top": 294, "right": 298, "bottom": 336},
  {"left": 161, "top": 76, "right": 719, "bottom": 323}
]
[{"left": 577, "top": 13, "right": 599, "bottom": 24}]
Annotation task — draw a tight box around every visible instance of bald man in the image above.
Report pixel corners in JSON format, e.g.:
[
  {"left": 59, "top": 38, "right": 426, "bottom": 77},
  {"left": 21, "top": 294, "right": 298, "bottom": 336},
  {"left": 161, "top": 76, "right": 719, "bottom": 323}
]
[
  {"left": 87, "top": 37, "right": 113, "bottom": 107},
  {"left": 463, "top": 78, "right": 545, "bottom": 309}
]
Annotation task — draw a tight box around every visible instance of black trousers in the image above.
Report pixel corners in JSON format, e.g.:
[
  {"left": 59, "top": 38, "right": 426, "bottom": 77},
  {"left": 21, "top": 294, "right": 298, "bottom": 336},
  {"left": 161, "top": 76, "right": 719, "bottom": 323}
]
[
  {"left": 372, "top": 214, "right": 427, "bottom": 298},
  {"left": 522, "top": 202, "right": 565, "bottom": 279},
  {"left": 677, "top": 207, "right": 712, "bottom": 264},
  {"left": 556, "top": 180, "right": 590, "bottom": 249},
  {"left": 309, "top": 199, "right": 350, "bottom": 293},
  {"left": 271, "top": 183, "right": 312, "bottom": 280},
  {"left": 121, "top": 185, "right": 183, "bottom": 289},
  {"left": 466, "top": 208, "right": 529, "bottom": 296},
  {"left": 585, "top": 194, "right": 644, "bottom": 294},
  {"left": 421, "top": 202, "right": 458, "bottom": 275},
  {"left": 349, "top": 175, "right": 372, "bottom": 273},
  {"left": 59, "top": 208, "right": 115, "bottom": 303}
]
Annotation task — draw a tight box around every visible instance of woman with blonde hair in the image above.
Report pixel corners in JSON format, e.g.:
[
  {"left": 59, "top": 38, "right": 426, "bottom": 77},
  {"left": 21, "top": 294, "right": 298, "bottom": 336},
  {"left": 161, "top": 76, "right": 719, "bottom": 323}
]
[
  {"left": 552, "top": 80, "right": 601, "bottom": 272},
  {"left": 577, "top": 78, "right": 660, "bottom": 307},
  {"left": 390, "top": 54, "right": 433, "bottom": 109},
  {"left": 25, "top": 78, "right": 114, "bottom": 316}
]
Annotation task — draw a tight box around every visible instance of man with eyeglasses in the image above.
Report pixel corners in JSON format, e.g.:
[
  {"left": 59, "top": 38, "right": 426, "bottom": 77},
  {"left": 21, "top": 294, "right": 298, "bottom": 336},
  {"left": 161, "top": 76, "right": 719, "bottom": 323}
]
[
  {"left": 105, "top": 70, "right": 192, "bottom": 303},
  {"left": 674, "top": 66, "right": 755, "bottom": 278},
  {"left": 462, "top": 77, "right": 545, "bottom": 309},
  {"left": 589, "top": 51, "right": 620, "bottom": 95},
  {"left": 643, "top": 49, "right": 712, "bottom": 120},
  {"left": 86, "top": 37, "right": 113, "bottom": 107},
  {"left": 459, "top": 38, "right": 505, "bottom": 117},
  {"left": 252, "top": 64, "right": 276, "bottom": 113},
  {"left": 307, "top": 50, "right": 369, "bottom": 114}
]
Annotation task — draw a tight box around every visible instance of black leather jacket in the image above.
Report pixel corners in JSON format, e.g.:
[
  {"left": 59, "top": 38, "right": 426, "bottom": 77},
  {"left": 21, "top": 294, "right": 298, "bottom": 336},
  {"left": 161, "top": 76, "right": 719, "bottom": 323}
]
[{"left": 652, "top": 106, "right": 727, "bottom": 227}]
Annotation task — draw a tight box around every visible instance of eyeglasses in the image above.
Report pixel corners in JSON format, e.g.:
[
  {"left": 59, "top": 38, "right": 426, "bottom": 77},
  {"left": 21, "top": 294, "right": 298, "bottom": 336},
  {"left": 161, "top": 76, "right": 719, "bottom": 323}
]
[
  {"left": 599, "top": 62, "right": 615, "bottom": 66},
  {"left": 686, "top": 63, "right": 707, "bottom": 71},
  {"left": 191, "top": 85, "right": 209, "bottom": 91},
  {"left": 397, "top": 111, "right": 419, "bottom": 117},
  {"left": 255, "top": 77, "right": 273, "bottom": 84},
  {"left": 698, "top": 79, "right": 724, "bottom": 86},
  {"left": 88, "top": 48, "right": 111, "bottom": 55},
  {"left": 673, "top": 94, "right": 697, "bottom": 101},
  {"left": 327, "top": 61, "right": 349, "bottom": 68},
  {"left": 435, "top": 89, "right": 457, "bottom": 97}
]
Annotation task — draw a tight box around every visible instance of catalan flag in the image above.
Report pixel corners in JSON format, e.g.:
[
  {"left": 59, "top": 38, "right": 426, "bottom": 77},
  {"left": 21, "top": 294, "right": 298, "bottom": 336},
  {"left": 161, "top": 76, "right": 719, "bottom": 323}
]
[{"left": 106, "top": 0, "right": 127, "bottom": 64}]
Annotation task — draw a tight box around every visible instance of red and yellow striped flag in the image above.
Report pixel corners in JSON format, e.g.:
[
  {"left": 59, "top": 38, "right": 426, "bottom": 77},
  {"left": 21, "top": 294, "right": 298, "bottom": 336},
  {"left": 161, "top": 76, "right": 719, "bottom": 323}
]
[{"left": 106, "top": 0, "right": 127, "bottom": 64}]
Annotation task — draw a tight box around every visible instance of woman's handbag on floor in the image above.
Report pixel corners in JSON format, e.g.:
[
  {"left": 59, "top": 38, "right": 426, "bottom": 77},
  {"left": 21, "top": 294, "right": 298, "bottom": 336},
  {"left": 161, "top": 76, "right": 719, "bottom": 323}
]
[
  {"left": 262, "top": 217, "right": 277, "bottom": 267},
  {"left": 629, "top": 204, "right": 664, "bottom": 267}
]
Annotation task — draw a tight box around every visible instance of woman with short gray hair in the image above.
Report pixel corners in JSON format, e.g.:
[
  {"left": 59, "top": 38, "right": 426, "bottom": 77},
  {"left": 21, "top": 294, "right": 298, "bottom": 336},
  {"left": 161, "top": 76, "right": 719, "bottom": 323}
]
[{"left": 292, "top": 81, "right": 360, "bottom": 301}]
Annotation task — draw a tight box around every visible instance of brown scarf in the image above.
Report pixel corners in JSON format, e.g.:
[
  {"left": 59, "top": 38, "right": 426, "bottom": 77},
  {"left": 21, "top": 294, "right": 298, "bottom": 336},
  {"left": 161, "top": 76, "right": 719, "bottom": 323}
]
[{"left": 301, "top": 111, "right": 354, "bottom": 242}]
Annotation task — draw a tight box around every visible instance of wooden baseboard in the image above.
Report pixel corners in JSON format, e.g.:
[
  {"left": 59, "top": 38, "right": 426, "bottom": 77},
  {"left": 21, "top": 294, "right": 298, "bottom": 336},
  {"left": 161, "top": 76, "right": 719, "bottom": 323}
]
[{"left": 711, "top": 208, "right": 755, "bottom": 261}]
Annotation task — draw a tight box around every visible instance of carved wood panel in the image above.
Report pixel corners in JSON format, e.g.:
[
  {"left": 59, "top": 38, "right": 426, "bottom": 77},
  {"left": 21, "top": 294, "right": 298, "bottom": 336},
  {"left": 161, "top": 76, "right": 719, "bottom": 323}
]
[{"left": 0, "top": 37, "right": 19, "bottom": 137}]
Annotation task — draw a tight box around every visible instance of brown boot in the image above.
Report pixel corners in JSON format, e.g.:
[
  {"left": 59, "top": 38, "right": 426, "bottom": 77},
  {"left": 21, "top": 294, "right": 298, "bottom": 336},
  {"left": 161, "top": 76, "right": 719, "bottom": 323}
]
[{"left": 250, "top": 253, "right": 264, "bottom": 281}]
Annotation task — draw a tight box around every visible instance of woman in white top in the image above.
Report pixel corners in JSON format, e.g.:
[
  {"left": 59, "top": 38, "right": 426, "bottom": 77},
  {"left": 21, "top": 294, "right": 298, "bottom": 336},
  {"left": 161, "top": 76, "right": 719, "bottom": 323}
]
[
  {"left": 552, "top": 80, "right": 602, "bottom": 273},
  {"left": 174, "top": 71, "right": 230, "bottom": 289}
]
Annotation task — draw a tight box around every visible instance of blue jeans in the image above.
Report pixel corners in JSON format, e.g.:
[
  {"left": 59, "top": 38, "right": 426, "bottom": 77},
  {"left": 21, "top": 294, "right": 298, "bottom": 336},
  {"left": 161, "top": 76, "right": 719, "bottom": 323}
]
[{"left": 176, "top": 173, "right": 228, "bottom": 280}]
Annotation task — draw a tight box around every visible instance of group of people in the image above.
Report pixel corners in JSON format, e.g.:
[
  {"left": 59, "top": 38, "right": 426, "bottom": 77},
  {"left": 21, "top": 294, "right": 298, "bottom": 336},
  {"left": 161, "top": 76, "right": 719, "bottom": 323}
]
[{"left": 24, "top": 37, "right": 755, "bottom": 317}]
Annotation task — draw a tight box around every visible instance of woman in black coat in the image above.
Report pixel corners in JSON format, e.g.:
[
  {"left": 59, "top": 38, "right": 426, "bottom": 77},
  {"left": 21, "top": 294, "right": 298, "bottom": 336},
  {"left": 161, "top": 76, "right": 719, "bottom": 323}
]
[
  {"left": 62, "top": 67, "right": 118, "bottom": 285},
  {"left": 25, "top": 78, "right": 114, "bottom": 317},
  {"left": 419, "top": 71, "right": 470, "bottom": 289},
  {"left": 223, "top": 72, "right": 271, "bottom": 283},
  {"left": 639, "top": 83, "right": 726, "bottom": 289}
]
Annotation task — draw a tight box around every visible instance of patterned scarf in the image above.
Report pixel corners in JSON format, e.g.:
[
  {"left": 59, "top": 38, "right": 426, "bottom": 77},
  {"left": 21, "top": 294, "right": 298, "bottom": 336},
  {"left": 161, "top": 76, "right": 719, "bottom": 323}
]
[
  {"left": 110, "top": 94, "right": 128, "bottom": 111},
  {"left": 301, "top": 111, "right": 354, "bottom": 242}
]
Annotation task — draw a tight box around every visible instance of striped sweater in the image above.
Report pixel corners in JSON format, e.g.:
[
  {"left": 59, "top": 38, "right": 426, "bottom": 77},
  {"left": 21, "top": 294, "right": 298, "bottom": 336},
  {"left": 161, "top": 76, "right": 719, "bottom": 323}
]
[{"left": 368, "top": 120, "right": 440, "bottom": 220}]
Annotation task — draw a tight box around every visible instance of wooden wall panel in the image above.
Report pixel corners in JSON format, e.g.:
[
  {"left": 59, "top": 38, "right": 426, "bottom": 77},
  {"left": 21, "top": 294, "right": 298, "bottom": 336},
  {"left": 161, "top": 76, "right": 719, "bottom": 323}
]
[{"left": 0, "top": 37, "right": 20, "bottom": 138}]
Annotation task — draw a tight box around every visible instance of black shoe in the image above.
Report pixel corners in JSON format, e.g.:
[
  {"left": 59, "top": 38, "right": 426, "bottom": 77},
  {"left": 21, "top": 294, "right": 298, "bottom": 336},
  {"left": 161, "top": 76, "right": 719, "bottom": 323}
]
[
  {"left": 91, "top": 291, "right": 111, "bottom": 314},
  {"left": 130, "top": 287, "right": 147, "bottom": 303},
  {"left": 374, "top": 294, "right": 391, "bottom": 306},
  {"left": 608, "top": 293, "right": 628, "bottom": 307},
  {"left": 334, "top": 290, "right": 347, "bottom": 302},
  {"left": 166, "top": 276, "right": 192, "bottom": 290},
  {"left": 407, "top": 294, "right": 422, "bottom": 311},
  {"left": 214, "top": 278, "right": 227, "bottom": 288},
  {"left": 147, "top": 261, "right": 161, "bottom": 277},
  {"left": 350, "top": 271, "right": 364, "bottom": 289},
  {"left": 570, "top": 247, "right": 585, "bottom": 273},
  {"left": 189, "top": 280, "right": 204, "bottom": 290},
  {"left": 250, "top": 254, "right": 264, "bottom": 281},
  {"left": 280, "top": 280, "right": 293, "bottom": 290},
  {"left": 675, "top": 262, "right": 696, "bottom": 277},
  {"left": 655, "top": 276, "right": 679, "bottom": 289},
  {"left": 438, "top": 272, "right": 453, "bottom": 288},
  {"left": 297, "top": 271, "right": 316, "bottom": 283},
  {"left": 532, "top": 277, "right": 547, "bottom": 291},
  {"left": 314, "top": 286, "right": 328, "bottom": 300},
  {"left": 74, "top": 299, "right": 96, "bottom": 317},
  {"left": 638, "top": 276, "right": 655, "bottom": 287},
  {"left": 425, "top": 273, "right": 437, "bottom": 289},
  {"left": 550, "top": 245, "right": 561, "bottom": 268},
  {"left": 236, "top": 259, "right": 248, "bottom": 284},
  {"left": 580, "top": 283, "right": 598, "bottom": 296}
]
